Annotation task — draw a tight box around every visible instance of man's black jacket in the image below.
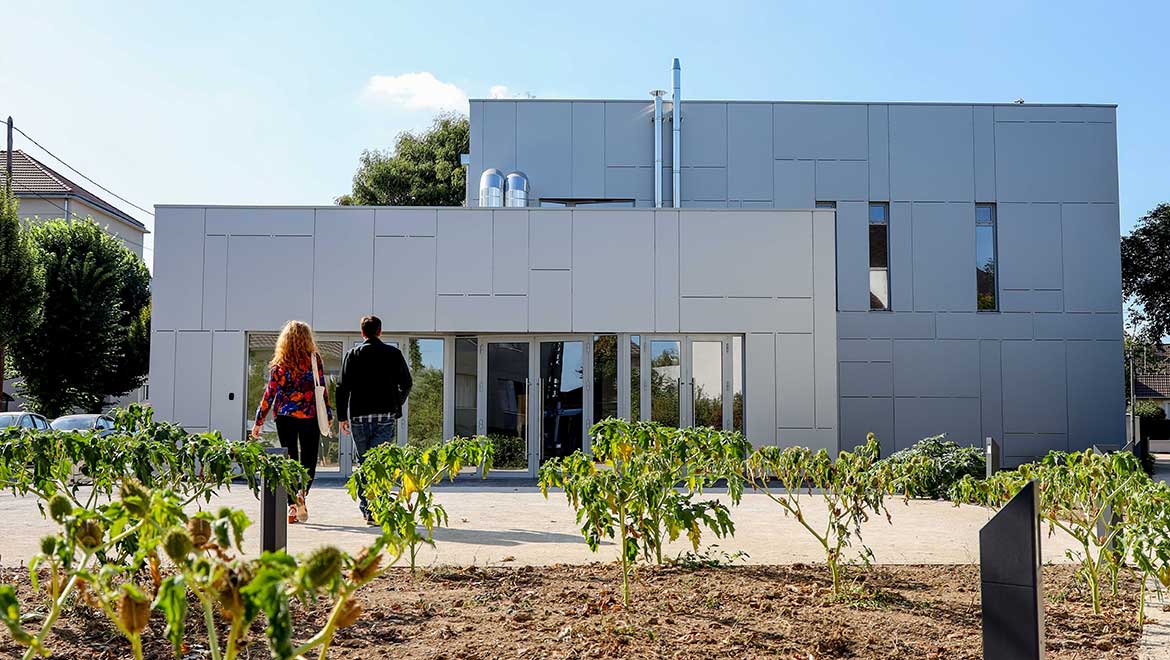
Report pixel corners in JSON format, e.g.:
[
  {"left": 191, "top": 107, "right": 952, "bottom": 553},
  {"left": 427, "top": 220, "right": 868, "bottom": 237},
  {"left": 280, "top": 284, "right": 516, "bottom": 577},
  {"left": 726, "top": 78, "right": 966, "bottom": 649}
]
[{"left": 335, "top": 336, "right": 413, "bottom": 421}]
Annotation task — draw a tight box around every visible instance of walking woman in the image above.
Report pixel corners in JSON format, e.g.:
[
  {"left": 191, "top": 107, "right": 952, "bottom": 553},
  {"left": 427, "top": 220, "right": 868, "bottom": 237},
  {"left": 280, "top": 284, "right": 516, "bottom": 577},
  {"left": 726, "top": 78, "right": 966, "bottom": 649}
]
[{"left": 251, "top": 320, "right": 333, "bottom": 524}]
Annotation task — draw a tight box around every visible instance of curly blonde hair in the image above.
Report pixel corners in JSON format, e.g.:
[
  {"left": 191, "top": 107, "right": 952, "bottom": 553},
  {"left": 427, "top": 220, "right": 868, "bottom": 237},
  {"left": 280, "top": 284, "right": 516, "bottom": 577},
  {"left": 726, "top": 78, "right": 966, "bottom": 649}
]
[{"left": 269, "top": 320, "right": 318, "bottom": 371}]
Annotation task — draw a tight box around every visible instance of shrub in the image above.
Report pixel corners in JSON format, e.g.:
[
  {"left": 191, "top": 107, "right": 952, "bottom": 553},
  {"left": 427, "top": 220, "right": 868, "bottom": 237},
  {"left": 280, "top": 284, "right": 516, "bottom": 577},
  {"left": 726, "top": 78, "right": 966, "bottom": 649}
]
[
  {"left": 1133, "top": 399, "right": 1167, "bottom": 420},
  {"left": 486, "top": 433, "right": 527, "bottom": 470},
  {"left": 879, "top": 434, "right": 984, "bottom": 500}
]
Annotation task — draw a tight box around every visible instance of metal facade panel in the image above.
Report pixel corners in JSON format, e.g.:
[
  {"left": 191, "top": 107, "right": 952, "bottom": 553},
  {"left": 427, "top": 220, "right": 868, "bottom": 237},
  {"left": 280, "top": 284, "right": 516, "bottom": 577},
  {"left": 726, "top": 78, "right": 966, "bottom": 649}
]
[
  {"left": 1033, "top": 312, "right": 1121, "bottom": 341},
  {"left": 936, "top": 312, "right": 1034, "bottom": 340},
  {"left": 1066, "top": 339, "right": 1124, "bottom": 450},
  {"left": 374, "top": 208, "right": 437, "bottom": 236},
  {"left": 679, "top": 210, "right": 811, "bottom": 298},
  {"left": 482, "top": 101, "right": 517, "bottom": 173},
  {"left": 436, "top": 210, "right": 491, "bottom": 294},
  {"left": 681, "top": 167, "right": 727, "bottom": 201},
  {"left": 605, "top": 166, "right": 653, "bottom": 200},
  {"left": 995, "top": 121, "right": 1118, "bottom": 203},
  {"left": 679, "top": 297, "right": 813, "bottom": 334},
  {"left": 1001, "top": 340, "right": 1068, "bottom": 434},
  {"left": 653, "top": 211, "right": 680, "bottom": 332},
  {"left": 492, "top": 210, "right": 529, "bottom": 295},
  {"left": 681, "top": 103, "right": 727, "bottom": 167},
  {"left": 202, "top": 235, "right": 227, "bottom": 330},
  {"left": 571, "top": 211, "right": 653, "bottom": 332},
  {"left": 773, "top": 103, "right": 868, "bottom": 160},
  {"left": 205, "top": 207, "right": 314, "bottom": 235},
  {"left": 840, "top": 397, "right": 894, "bottom": 454},
  {"left": 529, "top": 211, "right": 572, "bottom": 270},
  {"left": 837, "top": 311, "right": 936, "bottom": 339},
  {"left": 152, "top": 207, "right": 205, "bottom": 331},
  {"left": 773, "top": 160, "right": 814, "bottom": 208},
  {"left": 468, "top": 101, "right": 483, "bottom": 204},
  {"left": 571, "top": 102, "right": 606, "bottom": 198},
  {"left": 728, "top": 103, "right": 773, "bottom": 201},
  {"left": 313, "top": 208, "right": 374, "bottom": 331},
  {"left": 517, "top": 102, "right": 572, "bottom": 199},
  {"left": 973, "top": 106, "right": 996, "bottom": 201},
  {"left": 893, "top": 339, "right": 980, "bottom": 397},
  {"left": 745, "top": 333, "right": 777, "bottom": 445},
  {"left": 838, "top": 338, "right": 893, "bottom": 363},
  {"left": 980, "top": 339, "right": 1004, "bottom": 445},
  {"left": 839, "top": 362, "right": 893, "bottom": 397},
  {"left": 528, "top": 270, "right": 572, "bottom": 332},
  {"left": 889, "top": 105, "right": 974, "bottom": 202},
  {"left": 1061, "top": 203, "right": 1122, "bottom": 312},
  {"left": 226, "top": 236, "right": 313, "bottom": 331},
  {"left": 812, "top": 209, "right": 839, "bottom": 431},
  {"left": 174, "top": 331, "right": 213, "bottom": 429},
  {"left": 374, "top": 237, "right": 436, "bottom": 332},
  {"left": 604, "top": 101, "right": 652, "bottom": 167},
  {"left": 835, "top": 201, "right": 870, "bottom": 312},
  {"left": 893, "top": 397, "right": 981, "bottom": 450},
  {"left": 998, "top": 203, "right": 1063, "bottom": 292},
  {"left": 868, "top": 105, "right": 890, "bottom": 200},
  {"left": 435, "top": 295, "right": 528, "bottom": 332},
  {"left": 776, "top": 333, "right": 815, "bottom": 429},
  {"left": 148, "top": 330, "right": 176, "bottom": 419},
  {"left": 910, "top": 202, "right": 974, "bottom": 311},
  {"left": 815, "top": 160, "right": 868, "bottom": 202},
  {"left": 889, "top": 201, "right": 914, "bottom": 312},
  {"left": 210, "top": 331, "right": 245, "bottom": 441}
]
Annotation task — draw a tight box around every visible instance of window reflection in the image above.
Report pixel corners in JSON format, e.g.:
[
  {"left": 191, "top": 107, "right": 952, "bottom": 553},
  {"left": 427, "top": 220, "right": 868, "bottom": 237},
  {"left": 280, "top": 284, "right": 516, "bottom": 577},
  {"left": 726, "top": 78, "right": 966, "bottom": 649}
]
[
  {"left": 869, "top": 203, "right": 890, "bottom": 310},
  {"left": 593, "top": 335, "right": 618, "bottom": 423},
  {"left": 649, "top": 340, "right": 681, "bottom": 426},
  {"left": 406, "top": 338, "right": 444, "bottom": 447}
]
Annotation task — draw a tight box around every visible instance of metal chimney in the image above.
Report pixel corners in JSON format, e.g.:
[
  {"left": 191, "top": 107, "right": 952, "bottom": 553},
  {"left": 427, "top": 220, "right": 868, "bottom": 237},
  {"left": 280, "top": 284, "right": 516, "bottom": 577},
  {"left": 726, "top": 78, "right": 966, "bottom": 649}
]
[
  {"left": 504, "top": 170, "right": 529, "bottom": 207},
  {"left": 478, "top": 168, "right": 505, "bottom": 207},
  {"left": 651, "top": 90, "right": 666, "bottom": 208},
  {"left": 671, "top": 58, "right": 681, "bottom": 209}
]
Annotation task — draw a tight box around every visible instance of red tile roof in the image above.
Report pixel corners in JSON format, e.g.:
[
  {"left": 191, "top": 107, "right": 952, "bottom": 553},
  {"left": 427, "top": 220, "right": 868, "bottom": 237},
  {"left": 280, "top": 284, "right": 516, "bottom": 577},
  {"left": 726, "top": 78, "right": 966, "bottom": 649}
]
[{"left": 1, "top": 150, "right": 146, "bottom": 231}]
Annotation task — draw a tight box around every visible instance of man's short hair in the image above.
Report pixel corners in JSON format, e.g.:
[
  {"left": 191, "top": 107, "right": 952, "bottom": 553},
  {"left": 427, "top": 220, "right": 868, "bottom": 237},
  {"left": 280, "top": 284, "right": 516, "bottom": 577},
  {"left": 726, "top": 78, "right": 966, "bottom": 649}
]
[{"left": 360, "top": 315, "right": 382, "bottom": 337}]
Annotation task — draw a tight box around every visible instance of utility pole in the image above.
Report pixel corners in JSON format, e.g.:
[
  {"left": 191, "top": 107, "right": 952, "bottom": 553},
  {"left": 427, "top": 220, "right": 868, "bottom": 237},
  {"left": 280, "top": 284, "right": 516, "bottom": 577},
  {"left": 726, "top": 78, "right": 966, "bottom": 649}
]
[{"left": 5, "top": 116, "right": 11, "bottom": 193}]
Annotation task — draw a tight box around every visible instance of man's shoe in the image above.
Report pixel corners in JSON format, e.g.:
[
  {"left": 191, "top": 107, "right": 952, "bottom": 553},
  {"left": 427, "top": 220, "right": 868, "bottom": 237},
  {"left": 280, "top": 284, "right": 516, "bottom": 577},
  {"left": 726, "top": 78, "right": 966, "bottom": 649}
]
[
  {"left": 365, "top": 516, "right": 379, "bottom": 527},
  {"left": 296, "top": 494, "right": 309, "bottom": 523},
  {"left": 287, "top": 505, "right": 298, "bottom": 524}
]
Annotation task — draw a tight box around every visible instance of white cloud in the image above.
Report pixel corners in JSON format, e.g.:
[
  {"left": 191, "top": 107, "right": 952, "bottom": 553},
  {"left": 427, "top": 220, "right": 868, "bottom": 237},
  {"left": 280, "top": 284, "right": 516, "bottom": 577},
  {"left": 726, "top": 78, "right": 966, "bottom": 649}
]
[
  {"left": 363, "top": 72, "right": 469, "bottom": 112},
  {"left": 489, "top": 85, "right": 512, "bottom": 99}
]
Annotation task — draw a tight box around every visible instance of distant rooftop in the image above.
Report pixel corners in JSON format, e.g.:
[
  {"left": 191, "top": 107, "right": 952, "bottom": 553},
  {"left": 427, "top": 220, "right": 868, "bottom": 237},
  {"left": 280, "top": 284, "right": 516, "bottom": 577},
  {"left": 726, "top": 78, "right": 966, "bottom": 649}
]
[{"left": 1, "top": 149, "right": 147, "bottom": 232}]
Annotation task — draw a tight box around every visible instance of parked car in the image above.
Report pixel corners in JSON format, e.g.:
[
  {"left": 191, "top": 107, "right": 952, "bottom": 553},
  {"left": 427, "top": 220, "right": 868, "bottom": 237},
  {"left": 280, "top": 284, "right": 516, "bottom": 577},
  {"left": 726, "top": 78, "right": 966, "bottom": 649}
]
[
  {"left": 0, "top": 411, "right": 51, "bottom": 430},
  {"left": 50, "top": 414, "right": 116, "bottom": 435}
]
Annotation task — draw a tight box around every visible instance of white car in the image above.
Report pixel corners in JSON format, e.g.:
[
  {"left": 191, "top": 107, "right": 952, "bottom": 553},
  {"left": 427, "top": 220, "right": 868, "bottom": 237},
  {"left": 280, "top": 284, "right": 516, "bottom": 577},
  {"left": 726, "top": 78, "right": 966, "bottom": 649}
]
[
  {"left": 50, "top": 414, "right": 116, "bottom": 435},
  {"left": 0, "top": 411, "right": 51, "bottom": 431}
]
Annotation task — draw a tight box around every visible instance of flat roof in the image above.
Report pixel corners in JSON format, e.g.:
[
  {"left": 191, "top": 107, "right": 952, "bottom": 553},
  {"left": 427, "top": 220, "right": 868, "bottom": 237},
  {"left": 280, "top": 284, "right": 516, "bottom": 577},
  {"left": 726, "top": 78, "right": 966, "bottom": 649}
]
[{"left": 470, "top": 98, "right": 1117, "bottom": 108}]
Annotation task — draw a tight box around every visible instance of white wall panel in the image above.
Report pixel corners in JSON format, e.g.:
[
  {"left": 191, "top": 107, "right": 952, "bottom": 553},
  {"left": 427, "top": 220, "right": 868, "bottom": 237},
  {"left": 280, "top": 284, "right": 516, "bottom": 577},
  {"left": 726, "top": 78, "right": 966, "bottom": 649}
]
[
  {"left": 436, "top": 295, "right": 527, "bottom": 332},
  {"left": 529, "top": 270, "right": 572, "bottom": 332},
  {"left": 774, "top": 103, "right": 868, "bottom": 160},
  {"left": 776, "top": 333, "right": 815, "bottom": 429},
  {"left": 437, "top": 210, "right": 491, "bottom": 294},
  {"left": 152, "top": 207, "right": 205, "bottom": 331},
  {"left": 148, "top": 331, "right": 176, "bottom": 419},
  {"left": 572, "top": 211, "right": 653, "bottom": 331},
  {"left": 314, "top": 208, "right": 374, "bottom": 331},
  {"left": 205, "top": 207, "right": 313, "bottom": 235},
  {"left": 226, "top": 236, "right": 313, "bottom": 330},
  {"left": 375, "top": 209, "right": 436, "bottom": 236},
  {"left": 745, "top": 333, "right": 777, "bottom": 445},
  {"left": 210, "top": 331, "right": 244, "bottom": 441},
  {"left": 202, "top": 235, "right": 227, "bottom": 330},
  {"left": 174, "top": 331, "right": 212, "bottom": 428},
  {"left": 680, "top": 297, "right": 813, "bottom": 333},
  {"left": 653, "top": 211, "right": 680, "bottom": 332},
  {"left": 492, "top": 210, "right": 529, "bottom": 295},
  {"left": 374, "top": 237, "right": 436, "bottom": 331},
  {"left": 889, "top": 105, "right": 974, "bottom": 202},
  {"left": 680, "top": 211, "right": 811, "bottom": 298},
  {"left": 530, "top": 212, "right": 572, "bottom": 270}
]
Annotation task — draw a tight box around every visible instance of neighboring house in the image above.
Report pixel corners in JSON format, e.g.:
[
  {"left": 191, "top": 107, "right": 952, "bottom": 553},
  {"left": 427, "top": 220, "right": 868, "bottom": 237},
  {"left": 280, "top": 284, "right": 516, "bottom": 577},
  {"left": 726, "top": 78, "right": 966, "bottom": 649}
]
[
  {"left": 1, "top": 149, "right": 148, "bottom": 256},
  {"left": 149, "top": 65, "right": 1124, "bottom": 476},
  {"left": 1135, "top": 374, "right": 1170, "bottom": 418}
]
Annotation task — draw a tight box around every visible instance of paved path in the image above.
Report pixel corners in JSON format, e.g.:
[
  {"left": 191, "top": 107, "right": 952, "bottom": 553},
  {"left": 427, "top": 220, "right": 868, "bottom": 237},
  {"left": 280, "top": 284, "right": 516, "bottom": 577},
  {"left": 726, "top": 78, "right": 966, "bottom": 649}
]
[{"left": 0, "top": 481, "right": 1083, "bottom": 568}]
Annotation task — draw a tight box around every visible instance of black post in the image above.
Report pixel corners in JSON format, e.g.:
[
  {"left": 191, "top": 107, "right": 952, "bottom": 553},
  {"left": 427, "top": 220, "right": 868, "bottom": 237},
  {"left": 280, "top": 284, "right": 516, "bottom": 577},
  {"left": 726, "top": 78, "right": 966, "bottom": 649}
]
[
  {"left": 985, "top": 436, "right": 1000, "bottom": 478},
  {"left": 980, "top": 480, "right": 1045, "bottom": 659},
  {"left": 260, "top": 447, "right": 288, "bottom": 553},
  {"left": 5, "top": 117, "right": 11, "bottom": 191}
]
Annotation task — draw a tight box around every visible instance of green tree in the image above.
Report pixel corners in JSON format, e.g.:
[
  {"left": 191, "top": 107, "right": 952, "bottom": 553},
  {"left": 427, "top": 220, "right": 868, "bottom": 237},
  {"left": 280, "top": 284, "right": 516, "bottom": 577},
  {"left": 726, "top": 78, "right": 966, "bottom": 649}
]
[
  {"left": 0, "top": 189, "right": 45, "bottom": 403},
  {"left": 1121, "top": 203, "right": 1170, "bottom": 342},
  {"left": 336, "top": 113, "right": 469, "bottom": 206},
  {"left": 10, "top": 219, "right": 149, "bottom": 416}
]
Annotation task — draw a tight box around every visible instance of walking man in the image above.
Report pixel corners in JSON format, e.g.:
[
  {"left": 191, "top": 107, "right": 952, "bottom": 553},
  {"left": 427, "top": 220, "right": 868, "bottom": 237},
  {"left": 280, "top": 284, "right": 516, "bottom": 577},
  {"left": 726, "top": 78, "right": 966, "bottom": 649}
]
[{"left": 336, "top": 315, "right": 413, "bottom": 524}]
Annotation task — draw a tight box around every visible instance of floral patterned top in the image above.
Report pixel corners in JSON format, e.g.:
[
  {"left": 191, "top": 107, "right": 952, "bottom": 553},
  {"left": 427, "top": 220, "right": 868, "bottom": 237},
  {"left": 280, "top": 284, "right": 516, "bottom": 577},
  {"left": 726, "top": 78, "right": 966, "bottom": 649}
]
[{"left": 255, "top": 354, "right": 334, "bottom": 425}]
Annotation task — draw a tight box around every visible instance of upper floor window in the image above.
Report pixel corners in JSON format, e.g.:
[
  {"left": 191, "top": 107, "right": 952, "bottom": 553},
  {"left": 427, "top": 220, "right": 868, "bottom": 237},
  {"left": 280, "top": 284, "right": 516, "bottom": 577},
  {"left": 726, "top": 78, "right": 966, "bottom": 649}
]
[
  {"left": 869, "top": 203, "right": 890, "bottom": 311},
  {"left": 976, "top": 203, "right": 998, "bottom": 311},
  {"left": 539, "top": 199, "right": 635, "bottom": 208},
  {"left": 815, "top": 201, "right": 837, "bottom": 209}
]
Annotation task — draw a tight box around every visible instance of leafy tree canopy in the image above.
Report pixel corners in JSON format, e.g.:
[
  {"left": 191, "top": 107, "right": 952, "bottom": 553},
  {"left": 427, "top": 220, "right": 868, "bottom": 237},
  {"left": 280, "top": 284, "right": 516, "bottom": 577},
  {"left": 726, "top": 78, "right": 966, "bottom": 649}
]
[
  {"left": 336, "top": 113, "right": 469, "bottom": 207},
  {"left": 1122, "top": 203, "right": 1170, "bottom": 342},
  {"left": 10, "top": 219, "right": 150, "bottom": 416},
  {"left": 0, "top": 189, "right": 45, "bottom": 392}
]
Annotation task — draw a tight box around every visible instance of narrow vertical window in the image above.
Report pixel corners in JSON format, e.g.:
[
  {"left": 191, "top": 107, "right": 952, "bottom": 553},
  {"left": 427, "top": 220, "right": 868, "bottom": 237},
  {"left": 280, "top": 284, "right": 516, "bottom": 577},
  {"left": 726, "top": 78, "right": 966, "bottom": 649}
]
[
  {"left": 869, "top": 203, "right": 890, "bottom": 310},
  {"left": 629, "top": 335, "right": 641, "bottom": 421},
  {"left": 976, "top": 203, "right": 998, "bottom": 311},
  {"left": 815, "top": 201, "right": 837, "bottom": 209},
  {"left": 593, "top": 335, "right": 618, "bottom": 422}
]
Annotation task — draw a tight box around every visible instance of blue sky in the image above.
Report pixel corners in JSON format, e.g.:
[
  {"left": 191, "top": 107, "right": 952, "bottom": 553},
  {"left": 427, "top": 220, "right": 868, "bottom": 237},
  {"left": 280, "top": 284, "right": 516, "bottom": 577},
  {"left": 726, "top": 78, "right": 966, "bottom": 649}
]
[{"left": 2, "top": 1, "right": 1166, "bottom": 265}]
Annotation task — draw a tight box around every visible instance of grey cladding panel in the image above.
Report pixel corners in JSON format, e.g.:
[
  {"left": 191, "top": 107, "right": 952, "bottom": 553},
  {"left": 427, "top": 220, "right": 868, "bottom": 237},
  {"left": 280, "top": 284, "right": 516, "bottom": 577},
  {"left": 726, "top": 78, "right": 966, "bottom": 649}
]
[
  {"left": 815, "top": 160, "right": 867, "bottom": 202},
  {"left": 681, "top": 167, "right": 727, "bottom": 201},
  {"left": 226, "top": 236, "right": 313, "bottom": 330},
  {"left": 314, "top": 208, "right": 374, "bottom": 331},
  {"left": 868, "top": 105, "right": 890, "bottom": 200},
  {"left": 529, "top": 270, "right": 572, "bottom": 332},
  {"left": 517, "top": 102, "right": 572, "bottom": 198},
  {"left": 773, "top": 160, "right": 814, "bottom": 208},
  {"left": 679, "top": 211, "right": 811, "bottom": 298},
  {"left": 482, "top": 102, "right": 517, "bottom": 173},
  {"left": 436, "top": 210, "right": 491, "bottom": 294},
  {"left": 1062, "top": 203, "right": 1121, "bottom": 312},
  {"left": 997, "top": 203, "right": 1063, "bottom": 293},
  {"left": 374, "top": 237, "right": 435, "bottom": 331},
  {"left": 835, "top": 202, "right": 869, "bottom": 312},
  {"left": 893, "top": 339, "right": 980, "bottom": 397},
  {"left": 894, "top": 397, "right": 981, "bottom": 450},
  {"left": 744, "top": 333, "right": 776, "bottom": 445},
  {"left": 973, "top": 106, "right": 996, "bottom": 201},
  {"left": 728, "top": 103, "right": 773, "bottom": 201},
  {"left": 572, "top": 211, "right": 653, "bottom": 331},
  {"left": 605, "top": 102, "right": 652, "bottom": 167},
  {"left": 890, "top": 105, "right": 974, "bottom": 202},
  {"left": 202, "top": 236, "right": 227, "bottom": 330},
  {"left": 375, "top": 208, "right": 436, "bottom": 237},
  {"left": 889, "top": 202, "right": 914, "bottom": 311},
  {"left": 605, "top": 167, "right": 653, "bottom": 200},
  {"left": 681, "top": 103, "right": 727, "bottom": 167},
  {"left": 653, "top": 212, "right": 680, "bottom": 332},
  {"left": 774, "top": 104, "right": 867, "bottom": 159},
  {"left": 492, "top": 210, "right": 529, "bottom": 295},
  {"left": 174, "top": 331, "right": 212, "bottom": 428},
  {"left": 152, "top": 207, "right": 205, "bottom": 331},
  {"left": 911, "top": 202, "right": 974, "bottom": 312},
  {"left": 995, "top": 122, "right": 1118, "bottom": 203},
  {"left": 841, "top": 397, "right": 894, "bottom": 454},
  {"left": 148, "top": 331, "right": 176, "bottom": 419},
  {"left": 1066, "top": 340, "right": 1123, "bottom": 449},
  {"left": 840, "top": 362, "right": 893, "bottom": 397},
  {"left": 530, "top": 212, "right": 572, "bottom": 270},
  {"left": 1001, "top": 341, "right": 1067, "bottom": 434},
  {"left": 571, "top": 103, "right": 606, "bottom": 198},
  {"left": 205, "top": 207, "right": 314, "bottom": 235},
  {"left": 776, "top": 334, "right": 815, "bottom": 428}
]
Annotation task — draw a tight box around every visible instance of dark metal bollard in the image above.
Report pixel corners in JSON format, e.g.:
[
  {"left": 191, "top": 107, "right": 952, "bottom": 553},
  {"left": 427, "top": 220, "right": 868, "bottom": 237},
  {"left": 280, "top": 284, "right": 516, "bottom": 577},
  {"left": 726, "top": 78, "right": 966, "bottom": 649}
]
[
  {"left": 980, "top": 479, "right": 1044, "bottom": 660},
  {"left": 260, "top": 447, "right": 288, "bottom": 553},
  {"left": 985, "top": 436, "right": 1001, "bottom": 478}
]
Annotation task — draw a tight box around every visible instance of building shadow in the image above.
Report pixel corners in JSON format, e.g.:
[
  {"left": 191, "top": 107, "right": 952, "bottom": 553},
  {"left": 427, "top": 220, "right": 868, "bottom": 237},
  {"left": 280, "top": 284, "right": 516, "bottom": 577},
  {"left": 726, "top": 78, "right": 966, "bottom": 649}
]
[{"left": 430, "top": 526, "right": 603, "bottom": 547}]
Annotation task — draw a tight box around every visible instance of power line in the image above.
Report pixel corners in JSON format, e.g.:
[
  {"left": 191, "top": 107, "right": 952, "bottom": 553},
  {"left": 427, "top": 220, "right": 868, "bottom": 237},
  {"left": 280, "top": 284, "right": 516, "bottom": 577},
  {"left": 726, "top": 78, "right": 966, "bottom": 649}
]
[
  {"left": 6, "top": 120, "right": 153, "bottom": 217},
  {"left": 7, "top": 177, "right": 69, "bottom": 216}
]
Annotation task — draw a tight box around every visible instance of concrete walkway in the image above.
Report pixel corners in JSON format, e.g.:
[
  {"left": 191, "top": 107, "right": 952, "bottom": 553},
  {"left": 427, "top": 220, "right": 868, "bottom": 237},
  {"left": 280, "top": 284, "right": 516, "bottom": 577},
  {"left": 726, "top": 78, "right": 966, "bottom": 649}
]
[{"left": 0, "top": 481, "right": 1083, "bottom": 568}]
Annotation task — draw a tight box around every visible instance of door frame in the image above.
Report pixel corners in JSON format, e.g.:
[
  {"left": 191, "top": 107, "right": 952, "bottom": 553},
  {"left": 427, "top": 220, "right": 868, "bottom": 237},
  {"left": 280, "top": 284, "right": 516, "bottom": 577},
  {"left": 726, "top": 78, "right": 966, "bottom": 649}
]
[
  {"left": 476, "top": 336, "right": 538, "bottom": 477},
  {"left": 639, "top": 334, "right": 735, "bottom": 430}
]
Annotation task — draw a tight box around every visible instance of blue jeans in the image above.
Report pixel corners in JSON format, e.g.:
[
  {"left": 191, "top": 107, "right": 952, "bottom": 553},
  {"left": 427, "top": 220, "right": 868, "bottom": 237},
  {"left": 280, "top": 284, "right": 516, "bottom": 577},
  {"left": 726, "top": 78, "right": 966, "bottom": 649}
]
[{"left": 351, "top": 417, "right": 397, "bottom": 518}]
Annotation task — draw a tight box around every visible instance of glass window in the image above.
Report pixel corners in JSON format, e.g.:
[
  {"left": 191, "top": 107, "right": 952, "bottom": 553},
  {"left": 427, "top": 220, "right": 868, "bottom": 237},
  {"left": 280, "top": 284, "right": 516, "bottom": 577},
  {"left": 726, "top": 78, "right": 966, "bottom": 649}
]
[
  {"left": 35, "top": 416, "right": 50, "bottom": 430},
  {"left": 815, "top": 201, "right": 837, "bottom": 209},
  {"left": 540, "top": 340, "right": 584, "bottom": 460},
  {"left": 0, "top": 413, "right": 18, "bottom": 428},
  {"left": 593, "top": 335, "right": 618, "bottom": 423},
  {"left": 539, "top": 199, "right": 635, "bottom": 208},
  {"left": 486, "top": 341, "right": 530, "bottom": 470},
  {"left": 869, "top": 203, "right": 890, "bottom": 311},
  {"left": 976, "top": 203, "right": 998, "bottom": 311},
  {"left": 406, "top": 338, "right": 444, "bottom": 447},
  {"left": 19, "top": 415, "right": 35, "bottom": 429},
  {"left": 629, "top": 335, "right": 641, "bottom": 421},
  {"left": 453, "top": 337, "right": 478, "bottom": 437},
  {"left": 732, "top": 336, "right": 744, "bottom": 433},
  {"left": 690, "top": 340, "right": 724, "bottom": 429},
  {"left": 649, "top": 340, "right": 681, "bottom": 427}
]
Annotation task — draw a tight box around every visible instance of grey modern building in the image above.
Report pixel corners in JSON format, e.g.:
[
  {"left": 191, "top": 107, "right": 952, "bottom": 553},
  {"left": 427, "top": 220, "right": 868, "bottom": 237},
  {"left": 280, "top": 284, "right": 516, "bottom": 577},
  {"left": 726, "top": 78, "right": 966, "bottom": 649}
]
[{"left": 148, "top": 70, "right": 1123, "bottom": 477}]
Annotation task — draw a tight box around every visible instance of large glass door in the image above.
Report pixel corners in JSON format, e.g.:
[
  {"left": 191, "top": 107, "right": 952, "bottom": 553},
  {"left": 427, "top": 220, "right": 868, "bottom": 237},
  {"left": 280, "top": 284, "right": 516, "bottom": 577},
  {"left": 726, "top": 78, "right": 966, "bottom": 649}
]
[
  {"left": 478, "top": 339, "right": 533, "bottom": 474},
  {"left": 638, "top": 336, "right": 734, "bottom": 430},
  {"left": 538, "top": 339, "right": 585, "bottom": 461},
  {"left": 685, "top": 337, "right": 730, "bottom": 430},
  {"left": 646, "top": 338, "right": 682, "bottom": 426}
]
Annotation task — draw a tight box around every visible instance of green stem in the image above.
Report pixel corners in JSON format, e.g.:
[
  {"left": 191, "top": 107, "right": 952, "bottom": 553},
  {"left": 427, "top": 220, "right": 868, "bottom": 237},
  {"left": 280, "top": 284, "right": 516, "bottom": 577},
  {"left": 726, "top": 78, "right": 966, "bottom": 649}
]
[
  {"left": 290, "top": 587, "right": 353, "bottom": 659},
  {"left": 223, "top": 616, "right": 245, "bottom": 660},
  {"left": 22, "top": 572, "right": 80, "bottom": 660},
  {"left": 129, "top": 632, "right": 144, "bottom": 660},
  {"left": 190, "top": 585, "right": 222, "bottom": 660},
  {"left": 1138, "top": 575, "right": 1147, "bottom": 627},
  {"left": 619, "top": 492, "right": 630, "bottom": 607}
]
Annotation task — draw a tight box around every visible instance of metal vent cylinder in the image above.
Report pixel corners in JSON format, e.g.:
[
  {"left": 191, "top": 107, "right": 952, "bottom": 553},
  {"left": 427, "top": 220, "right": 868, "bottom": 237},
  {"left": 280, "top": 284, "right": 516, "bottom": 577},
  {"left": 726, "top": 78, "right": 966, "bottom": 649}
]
[
  {"left": 504, "top": 170, "right": 529, "bottom": 208},
  {"left": 479, "top": 168, "right": 505, "bottom": 207}
]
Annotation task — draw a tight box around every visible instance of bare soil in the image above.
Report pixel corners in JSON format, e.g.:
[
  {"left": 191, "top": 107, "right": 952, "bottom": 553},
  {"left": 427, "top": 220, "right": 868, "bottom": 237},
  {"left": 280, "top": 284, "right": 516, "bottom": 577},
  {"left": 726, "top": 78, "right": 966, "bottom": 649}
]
[{"left": 0, "top": 563, "right": 1143, "bottom": 659}]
